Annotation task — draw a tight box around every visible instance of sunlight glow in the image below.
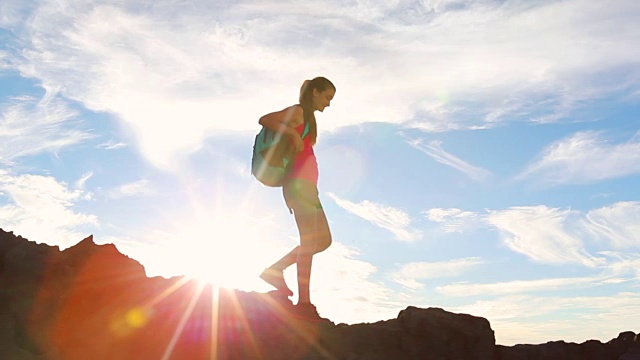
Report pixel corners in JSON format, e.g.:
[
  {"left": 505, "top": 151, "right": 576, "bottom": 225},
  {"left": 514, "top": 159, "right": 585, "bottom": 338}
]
[{"left": 145, "top": 207, "right": 279, "bottom": 291}]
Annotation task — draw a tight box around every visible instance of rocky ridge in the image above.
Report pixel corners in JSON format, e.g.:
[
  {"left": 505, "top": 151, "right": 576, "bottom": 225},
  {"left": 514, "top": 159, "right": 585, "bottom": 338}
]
[{"left": 1, "top": 228, "right": 638, "bottom": 360}]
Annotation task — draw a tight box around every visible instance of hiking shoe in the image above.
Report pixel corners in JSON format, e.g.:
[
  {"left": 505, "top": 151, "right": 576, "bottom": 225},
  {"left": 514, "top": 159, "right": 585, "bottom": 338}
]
[
  {"left": 292, "top": 302, "right": 331, "bottom": 323},
  {"left": 260, "top": 268, "right": 294, "bottom": 297}
]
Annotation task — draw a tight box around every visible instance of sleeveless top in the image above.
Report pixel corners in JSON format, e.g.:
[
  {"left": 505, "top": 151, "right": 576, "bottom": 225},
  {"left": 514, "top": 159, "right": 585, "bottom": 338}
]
[{"left": 287, "top": 121, "right": 318, "bottom": 185}]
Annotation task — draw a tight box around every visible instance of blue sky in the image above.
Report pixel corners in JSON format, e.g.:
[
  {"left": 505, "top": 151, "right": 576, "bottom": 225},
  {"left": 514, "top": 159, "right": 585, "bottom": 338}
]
[{"left": 1, "top": 0, "right": 639, "bottom": 345}]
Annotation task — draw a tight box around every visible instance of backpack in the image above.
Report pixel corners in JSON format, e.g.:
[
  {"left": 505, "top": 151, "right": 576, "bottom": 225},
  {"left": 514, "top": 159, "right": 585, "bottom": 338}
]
[{"left": 251, "top": 121, "right": 310, "bottom": 187}]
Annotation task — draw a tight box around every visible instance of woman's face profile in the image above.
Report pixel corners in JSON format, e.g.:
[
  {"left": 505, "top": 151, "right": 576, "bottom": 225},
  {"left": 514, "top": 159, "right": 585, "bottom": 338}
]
[{"left": 313, "top": 88, "right": 335, "bottom": 112}]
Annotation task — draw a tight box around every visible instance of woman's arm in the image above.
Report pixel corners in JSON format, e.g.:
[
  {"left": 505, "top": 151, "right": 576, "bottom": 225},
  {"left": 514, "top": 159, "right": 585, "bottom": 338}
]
[{"left": 259, "top": 105, "right": 304, "bottom": 151}]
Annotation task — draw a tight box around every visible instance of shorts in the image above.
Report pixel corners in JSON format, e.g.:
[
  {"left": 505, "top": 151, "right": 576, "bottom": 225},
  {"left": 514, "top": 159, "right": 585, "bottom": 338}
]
[{"left": 283, "top": 178, "right": 323, "bottom": 214}]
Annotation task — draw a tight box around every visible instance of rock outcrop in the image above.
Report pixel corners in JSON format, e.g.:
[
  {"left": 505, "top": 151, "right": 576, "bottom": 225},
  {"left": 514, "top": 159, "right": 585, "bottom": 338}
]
[{"left": 1, "top": 228, "right": 638, "bottom": 360}]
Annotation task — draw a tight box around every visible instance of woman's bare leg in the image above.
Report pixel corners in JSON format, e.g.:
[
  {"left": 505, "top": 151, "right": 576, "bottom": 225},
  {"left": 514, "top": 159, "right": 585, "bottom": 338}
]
[
  {"left": 292, "top": 206, "right": 331, "bottom": 304},
  {"left": 267, "top": 246, "right": 299, "bottom": 271},
  {"left": 262, "top": 179, "right": 332, "bottom": 303}
]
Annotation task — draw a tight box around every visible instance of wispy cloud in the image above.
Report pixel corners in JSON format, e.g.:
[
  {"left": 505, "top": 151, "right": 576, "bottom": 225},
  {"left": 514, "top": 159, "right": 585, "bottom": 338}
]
[
  {"left": 2, "top": 0, "right": 638, "bottom": 169},
  {"left": 97, "top": 140, "right": 127, "bottom": 150},
  {"left": 485, "top": 205, "right": 604, "bottom": 267},
  {"left": 584, "top": 201, "right": 640, "bottom": 249},
  {"left": 328, "top": 193, "right": 422, "bottom": 242},
  {"left": 425, "top": 207, "right": 480, "bottom": 233},
  {"left": 73, "top": 172, "right": 94, "bottom": 201},
  {"left": 598, "top": 252, "right": 640, "bottom": 280},
  {"left": 314, "top": 242, "right": 402, "bottom": 323},
  {"left": 107, "top": 179, "right": 154, "bottom": 199},
  {"left": 0, "top": 91, "right": 94, "bottom": 164},
  {"left": 392, "top": 257, "right": 484, "bottom": 290},
  {"left": 408, "top": 139, "right": 491, "bottom": 181},
  {"left": 424, "top": 202, "right": 640, "bottom": 269},
  {"left": 0, "top": 51, "right": 9, "bottom": 70},
  {"left": 437, "top": 276, "right": 606, "bottom": 297},
  {"left": 516, "top": 131, "right": 640, "bottom": 185},
  {"left": 0, "top": 170, "right": 97, "bottom": 248}
]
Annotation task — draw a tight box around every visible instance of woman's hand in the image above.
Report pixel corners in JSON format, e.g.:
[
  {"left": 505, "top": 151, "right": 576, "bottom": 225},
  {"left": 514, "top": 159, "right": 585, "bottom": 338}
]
[{"left": 290, "top": 132, "right": 304, "bottom": 152}]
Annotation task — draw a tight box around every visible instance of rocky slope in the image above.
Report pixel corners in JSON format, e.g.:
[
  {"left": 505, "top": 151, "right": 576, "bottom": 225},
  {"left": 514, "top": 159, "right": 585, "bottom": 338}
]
[{"left": 1, "top": 228, "right": 638, "bottom": 360}]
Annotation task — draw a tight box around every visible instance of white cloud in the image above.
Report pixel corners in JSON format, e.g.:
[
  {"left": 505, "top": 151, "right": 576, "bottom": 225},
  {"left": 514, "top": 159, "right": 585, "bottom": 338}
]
[
  {"left": 426, "top": 207, "right": 480, "bottom": 232},
  {"left": 484, "top": 205, "right": 605, "bottom": 267},
  {"left": 392, "top": 257, "right": 484, "bottom": 290},
  {"left": 437, "top": 276, "right": 605, "bottom": 297},
  {"left": 313, "top": 242, "right": 403, "bottom": 323},
  {"left": 97, "top": 140, "right": 127, "bottom": 150},
  {"left": 424, "top": 202, "right": 640, "bottom": 277},
  {"left": 408, "top": 139, "right": 492, "bottom": 181},
  {"left": 107, "top": 179, "right": 154, "bottom": 199},
  {"left": 584, "top": 201, "right": 640, "bottom": 249},
  {"left": 516, "top": 131, "right": 640, "bottom": 185},
  {"left": 328, "top": 193, "right": 422, "bottom": 242},
  {"left": 598, "top": 252, "right": 640, "bottom": 280},
  {"left": 0, "top": 0, "right": 25, "bottom": 28},
  {"left": 0, "top": 91, "right": 94, "bottom": 164},
  {"left": 74, "top": 172, "right": 93, "bottom": 191},
  {"left": 392, "top": 277, "right": 425, "bottom": 291},
  {"left": 0, "top": 170, "right": 97, "bottom": 248},
  {"left": 2, "top": 0, "right": 638, "bottom": 169},
  {"left": 0, "top": 51, "right": 9, "bottom": 70},
  {"left": 451, "top": 295, "right": 561, "bottom": 322}
]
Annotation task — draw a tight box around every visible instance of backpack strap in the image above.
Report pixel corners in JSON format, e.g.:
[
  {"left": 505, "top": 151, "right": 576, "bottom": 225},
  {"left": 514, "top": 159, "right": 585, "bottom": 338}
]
[
  {"left": 301, "top": 121, "right": 310, "bottom": 139},
  {"left": 282, "top": 104, "right": 310, "bottom": 139}
]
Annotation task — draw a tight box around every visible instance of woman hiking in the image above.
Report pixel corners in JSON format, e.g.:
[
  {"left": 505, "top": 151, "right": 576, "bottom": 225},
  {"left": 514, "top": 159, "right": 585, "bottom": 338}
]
[{"left": 258, "top": 77, "right": 336, "bottom": 322}]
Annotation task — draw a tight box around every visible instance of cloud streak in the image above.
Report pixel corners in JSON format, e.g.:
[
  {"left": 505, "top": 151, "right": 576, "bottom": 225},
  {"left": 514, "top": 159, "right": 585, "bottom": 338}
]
[
  {"left": 598, "top": 252, "right": 640, "bottom": 280},
  {"left": 408, "top": 139, "right": 492, "bottom": 181},
  {"left": 516, "top": 131, "right": 640, "bottom": 185},
  {"left": 485, "top": 205, "right": 604, "bottom": 267},
  {"left": 107, "top": 180, "right": 155, "bottom": 199},
  {"left": 328, "top": 193, "right": 422, "bottom": 242},
  {"left": 0, "top": 91, "right": 94, "bottom": 164},
  {"left": 437, "top": 276, "right": 606, "bottom": 297},
  {"left": 392, "top": 257, "right": 484, "bottom": 290},
  {"left": 584, "top": 201, "right": 640, "bottom": 249},
  {"left": 425, "top": 207, "right": 481, "bottom": 233},
  {"left": 427, "top": 202, "right": 640, "bottom": 269}
]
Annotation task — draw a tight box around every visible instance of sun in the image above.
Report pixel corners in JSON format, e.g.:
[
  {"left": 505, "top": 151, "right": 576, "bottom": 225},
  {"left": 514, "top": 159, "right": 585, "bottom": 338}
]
[{"left": 154, "top": 210, "right": 279, "bottom": 291}]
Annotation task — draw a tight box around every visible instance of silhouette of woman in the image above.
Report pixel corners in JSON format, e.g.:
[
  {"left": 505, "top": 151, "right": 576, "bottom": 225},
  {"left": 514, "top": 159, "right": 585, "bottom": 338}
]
[{"left": 258, "top": 77, "right": 336, "bottom": 321}]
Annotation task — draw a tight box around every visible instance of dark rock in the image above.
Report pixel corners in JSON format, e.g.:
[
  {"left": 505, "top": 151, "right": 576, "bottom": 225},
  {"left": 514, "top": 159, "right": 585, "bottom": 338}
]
[
  {"left": 619, "top": 333, "right": 640, "bottom": 360},
  {"left": 581, "top": 339, "right": 608, "bottom": 359},
  {"left": 620, "top": 348, "right": 640, "bottom": 360},
  {"left": 397, "top": 306, "right": 496, "bottom": 359},
  {"left": 495, "top": 333, "right": 640, "bottom": 360}
]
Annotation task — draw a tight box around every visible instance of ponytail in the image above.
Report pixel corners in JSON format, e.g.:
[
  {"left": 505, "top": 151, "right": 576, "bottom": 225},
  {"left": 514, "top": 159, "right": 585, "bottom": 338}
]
[{"left": 298, "top": 77, "right": 335, "bottom": 145}]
